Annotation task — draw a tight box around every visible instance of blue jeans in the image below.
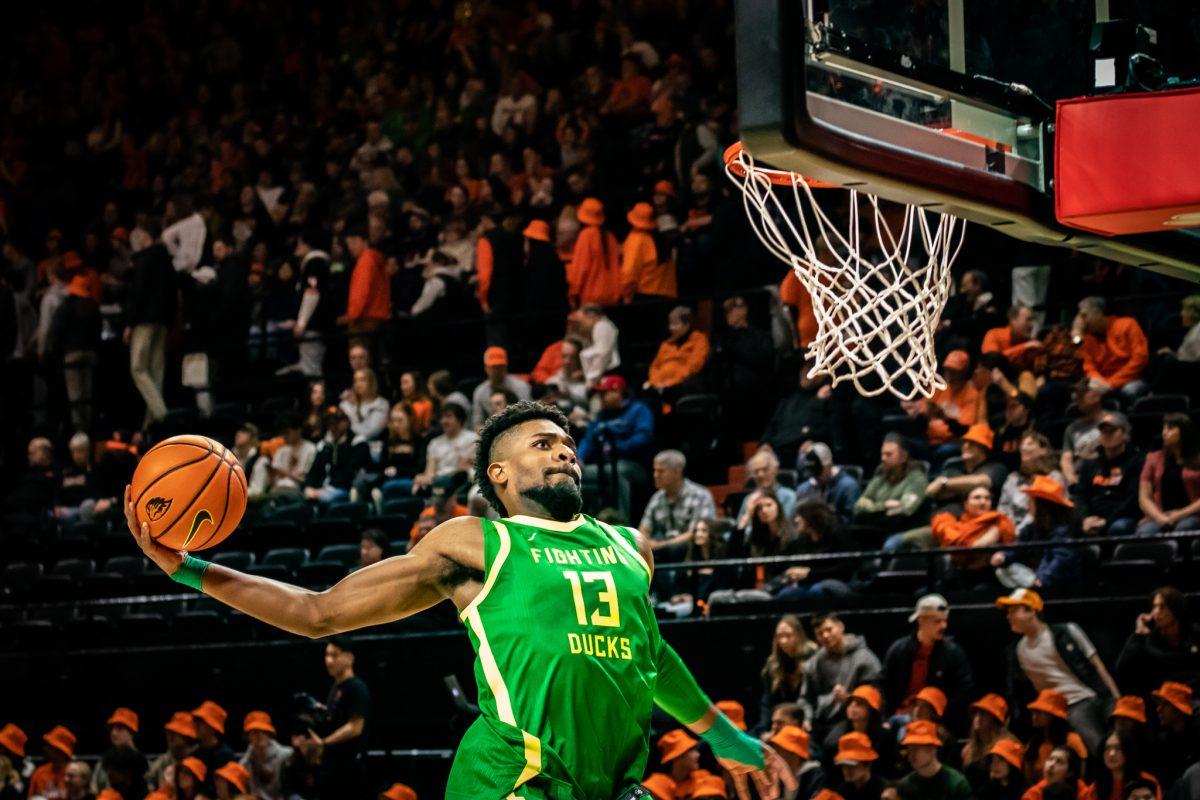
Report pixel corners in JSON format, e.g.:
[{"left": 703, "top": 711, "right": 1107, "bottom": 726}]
[
  {"left": 775, "top": 579, "right": 853, "bottom": 600},
  {"left": 883, "top": 527, "right": 933, "bottom": 553},
  {"left": 1136, "top": 515, "right": 1200, "bottom": 536},
  {"left": 309, "top": 486, "right": 349, "bottom": 504},
  {"left": 380, "top": 478, "right": 415, "bottom": 499}
]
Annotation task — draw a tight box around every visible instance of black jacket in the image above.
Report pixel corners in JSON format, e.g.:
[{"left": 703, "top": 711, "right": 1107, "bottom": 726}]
[
  {"left": 882, "top": 634, "right": 975, "bottom": 726},
  {"left": 306, "top": 436, "right": 370, "bottom": 491},
  {"left": 1074, "top": 445, "right": 1144, "bottom": 523},
  {"left": 50, "top": 294, "right": 101, "bottom": 354},
  {"left": 1115, "top": 624, "right": 1200, "bottom": 697},
  {"left": 124, "top": 244, "right": 177, "bottom": 327}
]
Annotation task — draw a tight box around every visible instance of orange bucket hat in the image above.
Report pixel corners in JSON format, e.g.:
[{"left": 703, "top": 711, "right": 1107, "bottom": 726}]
[
  {"left": 961, "top": 423, "right": 995, "bottom": 451},
  {"left": 653, "top": 179, "right": 675, "bottom": 197},
  {"left": 812, "top": 792, "right": 846, "bottom": 800},
  {"left": 215, "top": 761, "right": 250, "bottom": 793},
  {"left": 191, "top": 701, "right": 227, "bottom": 734},
  {"left": 848, "top": 684, "right": 883, "bottom": 714},
  {"left": 164, "top": 712, "right": 197, "bottom": 739},
  {"left": 971, "top": 694, "right": 1009, "bottom": 724},
  {"left": 0, "top": 723, "right": 27, "bottom": 757},
  {"left": 627, "top": 202, "right": 655, "bottom": 231},
  {"left": 1111, "top": 695, "right": 1147, "bottom": 724},
  {"left": 1021, "top": 475, "right": 1074, "bottom": 508},
  {"left": 657, "top": 729, "right": 699, "bottom": 763},
  {"left": 107, "top": 708, "right": 139, "bottom": 734},
  {"left": 577, "top": 197, "right": 605, "bottom": 226},
  {"left": 96, "top": 791, "right": 124, "bottom": 800},
  {"left": 1027, "top": 690, "right": 1070, "bottom": 720},
  {"left": 1153, "top": 681, "right": 1194, "bottom": 716},
  {"left": 689, "top": 771, "right": 727, "bottom": 798},
  {"left": 900, "top": 720, "right": 943, "bottom": 747},
  {"left": 380, "top": 784, "right": 418, "bottom": 800},
  {"left": 43, "top": 725, "right": 76, "bottom": 758},
  {"left": 522, "top": 219, "right": 551, "bottom": 242},
  {"left": 989, "top": 739, "right": 1025, "bottom": 770},
  {"left": 715, "top": 700, "right": 747, "bottom": 731},
  {"left": 243, "top": 711, "right": 276, "bottom": 735},
  {"left": 914, "top": 687, "right": 948, "bottom": 718},
  {"left": 640, "top": 773, "right": 678, "bottom": 800},
  {"left": 769, "top": 725, "right": 810, "bottom": 760},
  {"left": 834, "top": 732, "right": 879, "bottom": 765},
  {"left": 180, "top": 756, "right": 207, "bottom": 783}
]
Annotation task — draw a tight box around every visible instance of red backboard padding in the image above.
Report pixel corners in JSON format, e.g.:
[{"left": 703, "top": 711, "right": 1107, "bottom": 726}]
[{"left": 1055, "top": 87, "right": 1200, "bottom": 236}]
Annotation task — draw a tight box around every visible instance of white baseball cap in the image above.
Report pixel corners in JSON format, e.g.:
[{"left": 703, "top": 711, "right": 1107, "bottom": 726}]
[{"left": 908, "top": 593, "right": 949, "bottom": 622}]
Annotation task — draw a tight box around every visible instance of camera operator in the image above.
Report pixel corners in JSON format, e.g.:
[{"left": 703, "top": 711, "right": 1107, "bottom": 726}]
[{"left": 295, "top": 638, "right": 371, "bottom": 799}]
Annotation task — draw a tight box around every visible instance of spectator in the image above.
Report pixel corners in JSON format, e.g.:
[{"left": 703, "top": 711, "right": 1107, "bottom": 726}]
[
  {"left": 279, "top": 229, "right": 333, "bottom": 378},
  {"left": 984, "top": 305, "right": 1044, "bottom": 375},
  {"left": 340, "top": 368, "right": 389, "bottom": 444},
  {"left": 654, "top": 730, "right": 702, "bottom": 795},
  {"left": 912, "top": 350, "right": 982, "bottom": 453},
  {"left": 905, "top": 687, "right": 957, "bottom": 768},
  {"left": 567, "top": 198, "right": 621, "bottom": 308},
  {"left": 542, "top": 337, "right": 589, "bottom": 404},
  {"left": 576, "top": 375, "right": 654, "bottom": 514},
  {"left": 804, "top": 613, "right": 884, "bottom": 735},
  {"left": 238, "top": 712, "right": 291, "bottom": 800},
  {"left": 1022, "top": 746, "right": 1085, "bottom": 800},
  {"left": 620, "top": 202, "right": 675, "bottom": 301},
  {"left": 3, "top": 436, "right": 59, "bottom": 520},
  {"left": 738, "top": 448, "right": 799, "bottom": 521},
  {"left": 796, "top": 443, "right": 863, "bottom": 523},
  {"left": 342, "top": 226, "right": 391, "bottom": 337},
  {"left": 992, "top": 476, "right": 1085, "bottom": 591},
  {"left": 63, "top": 761, "right": 92, "bottom": 800},
  {"left": 940, "top": 269, "right": 1004, "bottom": 354},
  {"left": 99, "top": 745, "right": 147, "bottom": 800},
  {"left": 1136, "top": 413, "right": 1200, "bottom": 535},
  {"left": 896, "top": 720, "right": 971, "bottom": 800},
  {"left": 1151, "top": 682, "right": 1200, "bottom": 782},
  {"left": 1163, "top": 294, "right": 1200, "bottom": 361},
  {"left": 520, "top": 220, "right": 570, "bottom": 351},
  {"left": 821, "top": 686, "right": 897, "bottom": 782},
  {"left": 768, "top": 726, "right": 827, "bottom": 800},
  {"left": 833, "top": 732, "right": 888, "bottom": 800},
  {"left": 90, "top": 708, "right": 139, "bottom": 794},
  {"left": 996, "top": 394, "right": 1038, "bottom": 471},
  {"left": 302, "top": 381, "right": 329, "bottom": 442},
  {"left": 1061, "top": 379, "right": 1107, "bottom": 486},
  {"left": 882, "top": 595, "right": 974, "bottom": 728},
  {"left": 306, "top": 637, "right": 371, "bottom": 798},
  {"left": 727, "top": 491, "right": 800, "bottom": 589},
  {"left": 410, "top": 485, "right": 469, "bottom": 541},
  {"left": 124, "top": 243, "right": 177, "bottom": 426},
  {"left": 28, "top": 726, "right": 76, "bottom": 799},
  {"left": 925, "top": 423, "right": 1008, "bottom": 509},
  {"left": 412, "top": 401, "right": 477, "bottom": 494},
  {"left": 369, "top": 402, "right": 426, "bottom": 501},
  {"left": 304, "top": 408, "right": 371, "bottom": 504},
  {"left": 49, "top": 272, "right": 101, "bottom": 432},
  {"left": 1107, "top": 698, "right": 1148, "bottom": 741},
  {"left": 1116, "top": 587, "right": 1200, "bottom": 697},
  {"left": 712, "top": 295, "right": 774, "bottom": 435},
  {"left": 767, "top": 703, "right": 808, "bottom": 739},
  {"left": 471, "top": 347, "right": 531, "bottom": 430},
  {"left": 1085, "top": 729, "right": 1160, "bottom": 800},
  {"left": 474, "top": 213, "right": 523, "bottom": 338},
  {"left": 760, "top": 367, "right": 834, "bottom": 469},
  {"left": 769, "top": 500, "right": 857, "bottom": 600},
  {"left": 1073, "top": 297, "right": 1149, "bottom": 399},
  {"left": 173, "top": 756, "right": 209, "bottom": 800},
  {"left": 757, "top": 615, "right": 818, "bottom": 735},
  {"left": 639, "top": 772, "right": 677, "bottom": 800},
  {"left": 358, "top": 529, "right": 388, "bottom": 570},
  {"left": 998, "top": 589, "right": 1119, "bottom": 755},
  {"left": 931, "top": 485, "right": 1017, "bottom": 588},
  {"left": 280, "top": 714, "right": 322, "bottom": 800},
  {"left": 379, "top": 784, "right": 418, "bottom": 800},
  {"left": 1075, "top": 411, "right": 1144, "bottom": 538},
  {"left": 671, "top": 518, "right": 730, "bottom": 605},
  {"left": 638, "top": 449, "right": 717, "bottom": 557},
  {"left": 265, "top": 414, "right": 317, "bottom": 499},
  {"left": 977, "top": 740, "right": 1027, "bottom": 800},
  {"left": 962, "top": 695, "right": 1015, "bottom": 782},
  {"left": 191, "top": 701, "right": 234, "bottom": 795},
  {"left": 998, "top": 432, "right": 1066, "bottom": 532},
  {"left": 573, "top": 305, "right": 622, "bottom": 384},
  {"left": 0, "top": 723, "right": 28, "bottom": 798},
  {"left": 146, "top": 713, "right": 198, "bottom": 792},
  {"left": 214, "top": 761, "right": 251, "bottom": 800},
  {"left": 855, "top": 435, "right": 930, "bottom": 532},
  {"left": 645, "top": 305, "right": 709, "bottom": 400},
  {"left": 397, "top": 372, "right": 433, "bottom": 436},
  {"left": 1022, "top": 690, "right": 1089, "bottom": 781}
]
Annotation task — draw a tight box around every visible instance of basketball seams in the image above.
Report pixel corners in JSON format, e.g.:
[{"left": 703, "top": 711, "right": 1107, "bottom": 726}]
[
  {"left": 152, "top": 452, "right": 224, "bottom": 542},
  {"left": 195, "top": 445, "right": 236, "bottom": 549},
  {"left": 133, "top": 439, "right": 215, "bottom": 511}
]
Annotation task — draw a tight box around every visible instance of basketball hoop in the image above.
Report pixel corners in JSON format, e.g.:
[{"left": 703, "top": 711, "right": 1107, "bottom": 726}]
[{"left": 724, "top": 142, "right": 964, "bottom": 400}]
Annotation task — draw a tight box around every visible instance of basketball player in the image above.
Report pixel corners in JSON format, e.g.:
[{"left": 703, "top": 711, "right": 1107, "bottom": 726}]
[{"left": 125, "top": 401, "right": 794, "bottom": 799}]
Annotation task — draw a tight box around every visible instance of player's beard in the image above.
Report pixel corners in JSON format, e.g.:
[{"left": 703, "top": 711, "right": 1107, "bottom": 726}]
[{"left": 522, "top": 480, "right": 583, "bottom": 522}]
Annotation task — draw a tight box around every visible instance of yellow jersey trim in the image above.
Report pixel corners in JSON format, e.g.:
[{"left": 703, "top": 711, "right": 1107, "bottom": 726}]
[
  {"left": 597, "top": 521, "right": 652, "bottom": 583},
  {"left": 459, "top": 520, "right": 512, "bottom": 621},
  {"left": 505, "top": 514, "right": 588, "bottom": 533}
]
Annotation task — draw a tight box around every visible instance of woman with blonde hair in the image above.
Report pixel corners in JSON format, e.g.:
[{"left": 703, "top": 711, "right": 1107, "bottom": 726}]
[
  {"left": 340, "top": 367, "right": 389, "bottom": 443},
  {"left": 756, "top": 614, "right": 817, "bottom": 734}
]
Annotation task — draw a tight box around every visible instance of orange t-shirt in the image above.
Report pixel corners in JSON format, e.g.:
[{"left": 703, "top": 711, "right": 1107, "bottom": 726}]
[
  {"left": 410, "top": 398, "right": 434, "bottom": 435},
  {"left": 346, "top": 247, "right": 391, "bottom": 322},
  {"left": 779, "top": 271, "right": 818, "bottom": 348},
  {"left": 621, "top": 230, "right": 676, "bottom": 299},
  {"left": 982, "top": 325, "right": 1040, "bottom": 371},
  {"left": 1081, "top": 773, "right": 1162, "bottom": 800},
  {"left": 568, "top": 226, "right": 622, "bottom": 306},
  {"left": 926, "top": 382, "right": 980, "bottom": 444},
  {"left": 1079, "top": 316, "right": 1148, "bottom": 388},
  {"left": 531, "top": 340, "right": 565, "bottom": 384},
  {"left": 648, "top": 330, "right": 710, "bottom": 389},
  {"left": 28, "top": 762, "right": 68, "bottom": 799}
]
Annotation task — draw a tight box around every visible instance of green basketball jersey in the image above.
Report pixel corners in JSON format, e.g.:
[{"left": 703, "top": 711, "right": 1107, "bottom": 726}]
[{"left": 445, "top": 513, "right": 661, "bottom": 800}]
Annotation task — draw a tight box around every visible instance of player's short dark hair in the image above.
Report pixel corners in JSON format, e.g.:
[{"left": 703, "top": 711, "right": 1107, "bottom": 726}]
[{"left": 474, "top": 400, "right": 572, "bottom": 517}]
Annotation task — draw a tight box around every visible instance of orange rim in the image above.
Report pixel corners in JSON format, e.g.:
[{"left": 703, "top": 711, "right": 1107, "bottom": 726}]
[{"left": 723, "top": 142, "right": 839, "bottom": 188}]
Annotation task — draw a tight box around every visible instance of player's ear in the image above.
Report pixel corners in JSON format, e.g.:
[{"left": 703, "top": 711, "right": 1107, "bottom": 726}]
[{"left": 487, "top": 461, "right": 506, "bottom": 491}]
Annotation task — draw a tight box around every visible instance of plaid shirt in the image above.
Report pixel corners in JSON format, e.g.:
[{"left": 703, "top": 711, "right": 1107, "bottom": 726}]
[{"left": 639, "top": 478, "right": 717, "bottom": 539}]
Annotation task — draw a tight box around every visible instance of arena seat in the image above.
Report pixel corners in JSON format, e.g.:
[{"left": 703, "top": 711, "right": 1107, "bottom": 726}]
[
  {"left": 371, "top": 515, "right": 412, "bottom": 541},
  {"left": 317, "top": 544, "right": 361, "bottom": 569},
  {"left": 103, "top": 555, "right": 148, "bottom": 578},
  {"left": 260, "top": 548, "right": 309, "bottom": 571},
  {"left": 307, "top": 518, "right": 358, "bottom": 546},
  {"left": 1129, "top": 394, "right": 1190, "bottom": 414},
  {"left": 296, "top": 560, "right": 348, "bottom": 589},
  {"left": 212, "top": 551, "right": 256, "bottom": 571},
  {"left": 52, "top": 558, "right": 96, "bottom": 580},
  {"left": 81, "top": 572, "right": 126, "bottom": 599},
  {"left": 1, "top": 562, "right": 43, "bottom": 599},
  {"left": 381, "top": 498, "right": 425, "bottom": 521},
  {"left": 326, "top": 501, "right": 371, "bottom": 524},
  {"left": 252, "top": 521, "right": 306, "bottom": 553}
]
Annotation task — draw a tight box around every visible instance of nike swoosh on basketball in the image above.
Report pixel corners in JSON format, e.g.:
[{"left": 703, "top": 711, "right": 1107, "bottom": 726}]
[{"left": 182, "top": 509, "right": 214, "bottom": 549}]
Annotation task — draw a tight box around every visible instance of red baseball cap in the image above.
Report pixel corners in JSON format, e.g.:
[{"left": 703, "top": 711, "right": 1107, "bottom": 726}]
[{"left": 593, "top": 374, "right": 627, "bottom": 394}]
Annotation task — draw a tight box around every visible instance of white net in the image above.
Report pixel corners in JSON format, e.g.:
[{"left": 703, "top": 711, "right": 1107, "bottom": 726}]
[{"left": 724, "top": 143, "right": 964, "bottom": 400}]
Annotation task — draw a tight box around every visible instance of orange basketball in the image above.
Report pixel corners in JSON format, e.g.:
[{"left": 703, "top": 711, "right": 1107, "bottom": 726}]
[{"left": 130, "top": 434, "right": 248, "bottom": 551}]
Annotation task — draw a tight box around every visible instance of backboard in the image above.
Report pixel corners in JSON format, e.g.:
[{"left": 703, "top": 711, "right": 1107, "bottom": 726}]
[{"left": 734, "top": 0, "right": 1200, "bottom": 281}]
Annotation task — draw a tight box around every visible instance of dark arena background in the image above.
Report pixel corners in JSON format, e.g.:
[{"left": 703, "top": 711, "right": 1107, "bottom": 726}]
[{"left": 2, "top": 1, "right": 1200, "bottom": 799}]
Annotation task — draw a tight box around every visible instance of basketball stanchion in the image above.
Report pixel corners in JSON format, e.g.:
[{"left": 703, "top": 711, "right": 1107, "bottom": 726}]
[{"left": 724, "top": 142, "right": 964, "bottom": 400}]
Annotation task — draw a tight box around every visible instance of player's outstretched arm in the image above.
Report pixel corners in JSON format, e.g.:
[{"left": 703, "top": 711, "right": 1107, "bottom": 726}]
[
  {"left": 631, "top": 529, "right": 796, "bottom": 800},
  {"left": 125, "top": 487, "right": 483, "bottom": 638}
]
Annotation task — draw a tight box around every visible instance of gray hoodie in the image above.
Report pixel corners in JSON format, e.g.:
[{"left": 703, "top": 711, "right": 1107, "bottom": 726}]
[
  {"left": 240, "top": 738, "right": 293, "bottom": 800},
  {"left": 802, "top": 633, "right": 882, "bottom": 727}
]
